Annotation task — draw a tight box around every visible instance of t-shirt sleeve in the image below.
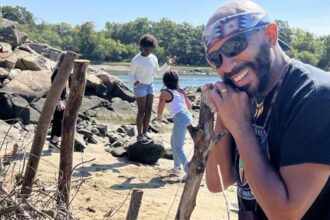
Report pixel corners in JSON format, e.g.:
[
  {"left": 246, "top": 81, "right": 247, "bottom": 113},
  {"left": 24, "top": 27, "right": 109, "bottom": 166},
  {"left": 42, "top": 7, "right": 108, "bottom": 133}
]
[{"left": 280, "top": 97, "right": 330, "bottom": 167}]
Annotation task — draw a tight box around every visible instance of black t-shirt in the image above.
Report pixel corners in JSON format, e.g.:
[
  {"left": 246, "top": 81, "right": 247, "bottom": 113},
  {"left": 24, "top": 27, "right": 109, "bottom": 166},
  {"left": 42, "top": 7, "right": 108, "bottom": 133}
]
[{"left": 236, "top": 60, "right": 330, "bottom": 219}]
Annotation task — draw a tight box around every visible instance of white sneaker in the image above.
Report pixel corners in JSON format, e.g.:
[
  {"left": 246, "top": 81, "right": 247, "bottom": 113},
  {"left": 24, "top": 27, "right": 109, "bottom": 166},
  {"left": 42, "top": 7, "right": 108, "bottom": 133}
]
[{"left": 167, "top": 167, "right": 183, "bottom": 176}]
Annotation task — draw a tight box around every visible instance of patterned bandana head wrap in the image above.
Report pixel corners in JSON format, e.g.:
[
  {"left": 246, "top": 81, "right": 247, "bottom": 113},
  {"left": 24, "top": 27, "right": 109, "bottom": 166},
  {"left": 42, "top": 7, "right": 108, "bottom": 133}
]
[{"left": 202, "top": 12, "right": 271, "bottom": 53}]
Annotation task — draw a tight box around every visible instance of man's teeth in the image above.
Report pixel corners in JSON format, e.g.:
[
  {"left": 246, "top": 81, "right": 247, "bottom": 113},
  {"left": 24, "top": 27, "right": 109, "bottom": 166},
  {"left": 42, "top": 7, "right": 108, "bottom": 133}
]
[{"left": 233, "top": 69, "right": 248, "bottom": 82}]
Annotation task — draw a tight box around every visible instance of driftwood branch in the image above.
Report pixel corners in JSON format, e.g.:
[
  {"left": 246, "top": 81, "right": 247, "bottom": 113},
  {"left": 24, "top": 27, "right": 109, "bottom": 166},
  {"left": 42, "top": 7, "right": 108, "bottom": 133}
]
[
  {"left": 0, "top": 183, "right": 31, "bottom": 219},
  {"left": 21, "top": 51, "right": 78, "bottom": 196},
  {"left": 126, "top": 189, "right": 144, "bottom": 220},
  {"left": 175, "top": 93, "right": 227, "bottom": 220},
  {"left": 57, "top": 59, "right": 89, "bottom": 208}
]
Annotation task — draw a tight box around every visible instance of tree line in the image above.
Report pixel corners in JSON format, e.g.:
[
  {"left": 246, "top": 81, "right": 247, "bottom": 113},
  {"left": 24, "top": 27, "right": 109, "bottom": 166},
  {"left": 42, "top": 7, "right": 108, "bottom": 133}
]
[{"left": 1, "top": 6, "right": 329, "bottom": 70}]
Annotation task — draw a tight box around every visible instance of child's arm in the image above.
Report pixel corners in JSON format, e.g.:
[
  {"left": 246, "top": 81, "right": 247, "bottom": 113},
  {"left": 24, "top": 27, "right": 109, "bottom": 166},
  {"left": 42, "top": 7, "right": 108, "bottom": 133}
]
[
  {"left": 157, "top": 90, "right": 171, "bottom": 121},
  {"left": 178, "top": 89, "right": 192, "bottom": 110},
  {"left": 185, "top": 94, "right": 192, "bottom": 110}
]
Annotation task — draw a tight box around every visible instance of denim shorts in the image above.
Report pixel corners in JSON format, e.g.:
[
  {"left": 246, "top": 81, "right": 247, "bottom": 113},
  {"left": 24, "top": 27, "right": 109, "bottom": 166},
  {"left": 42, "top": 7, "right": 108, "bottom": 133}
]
[{"left": 133, "top": 83, "right": 154, "bottom": 98}]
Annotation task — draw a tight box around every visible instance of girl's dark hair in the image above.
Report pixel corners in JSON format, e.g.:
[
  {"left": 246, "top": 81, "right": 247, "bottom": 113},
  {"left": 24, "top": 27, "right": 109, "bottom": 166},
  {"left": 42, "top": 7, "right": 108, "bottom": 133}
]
[
  {"left": 139, "top": 34, "right": 158, "bottom": 48},
  {"left": 163, "top": 70, "right": 179, "bottom": 90}
]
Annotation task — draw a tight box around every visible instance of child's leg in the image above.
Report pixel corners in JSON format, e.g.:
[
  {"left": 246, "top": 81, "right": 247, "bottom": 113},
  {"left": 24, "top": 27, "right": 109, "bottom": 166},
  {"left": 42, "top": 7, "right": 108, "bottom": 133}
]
[
  {"left": 172, "top": 112, "right": 190, "bottom": 173},
  {"left": 171, "top": 131, "right": 181, "bottom": 168},
  {"left": 51, "top": 108, "right": 64, "bottom": 141}
]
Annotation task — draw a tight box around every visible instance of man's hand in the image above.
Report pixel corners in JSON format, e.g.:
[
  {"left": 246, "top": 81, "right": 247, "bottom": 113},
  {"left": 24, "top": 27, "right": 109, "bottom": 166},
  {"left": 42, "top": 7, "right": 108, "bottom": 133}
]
[
  {"left": 167, "top": 55, "right": 177, "bottom": 65},
  {"left": 210, "top": 82, "right": 251, "bottom": 135},
  {"left": 134, "top": 81, "right": 141, "bottom": 88},
  {"left": 57, "top": 100, "right": 65, "bottom": 111}
]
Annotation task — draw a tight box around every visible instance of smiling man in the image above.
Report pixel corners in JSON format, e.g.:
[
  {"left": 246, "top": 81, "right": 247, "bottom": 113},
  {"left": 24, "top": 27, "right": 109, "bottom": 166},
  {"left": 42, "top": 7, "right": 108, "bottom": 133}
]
[{"left": 202, "top": 1, "right": 330, "bottom": 219}]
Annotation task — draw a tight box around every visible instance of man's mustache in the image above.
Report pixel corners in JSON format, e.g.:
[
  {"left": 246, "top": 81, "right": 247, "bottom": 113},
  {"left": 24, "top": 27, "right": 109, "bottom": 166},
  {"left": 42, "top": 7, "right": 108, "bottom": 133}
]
[{"left": 222, "top": 62, "right": 256, "bottom": 82}]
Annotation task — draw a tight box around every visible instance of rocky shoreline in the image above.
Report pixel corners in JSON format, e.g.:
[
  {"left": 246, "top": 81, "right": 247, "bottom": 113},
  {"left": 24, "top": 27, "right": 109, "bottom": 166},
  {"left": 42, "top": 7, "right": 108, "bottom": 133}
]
[{"left": 0, "top": 18, "right": 238, "bottom": 219}]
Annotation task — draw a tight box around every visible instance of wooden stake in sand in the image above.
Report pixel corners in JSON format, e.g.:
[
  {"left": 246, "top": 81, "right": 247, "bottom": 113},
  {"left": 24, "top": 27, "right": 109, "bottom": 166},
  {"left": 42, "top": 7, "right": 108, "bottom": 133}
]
[
  {"left": 21, "top": 51, "right": 78, "bottom": 196},
  {"left": 57, "top": 59, "right": 89, "bottom": 207},
  {"left": 175, "top": 92, "right": 227, "bottom": 220},
  {"left": 126, "top": 189, "right": 144, "bottom": 220}
]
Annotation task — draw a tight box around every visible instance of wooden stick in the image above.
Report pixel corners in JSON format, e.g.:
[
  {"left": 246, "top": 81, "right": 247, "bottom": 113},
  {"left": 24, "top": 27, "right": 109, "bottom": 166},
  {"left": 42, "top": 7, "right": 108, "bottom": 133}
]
[
  {"left": 21, "top": 51, "right": 78, "bottom": 196},
  {"left": 0, "top": 183, "right": 31, "bottom": 219},
  {"left": 57, "top": 59, "right": 89, "bottom": 208},
  {"left": 126, "top": 189, "right": 144, "bottom": 220},
  {"left": 175, "top": 93, "right": 227, "bottom": 220}
]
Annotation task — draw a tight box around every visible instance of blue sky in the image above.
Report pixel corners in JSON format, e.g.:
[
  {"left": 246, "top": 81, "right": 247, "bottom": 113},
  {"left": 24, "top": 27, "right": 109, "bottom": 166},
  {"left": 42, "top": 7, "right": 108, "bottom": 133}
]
[{"left": 3, "top": 0, "right": 330, "bottom": 36}]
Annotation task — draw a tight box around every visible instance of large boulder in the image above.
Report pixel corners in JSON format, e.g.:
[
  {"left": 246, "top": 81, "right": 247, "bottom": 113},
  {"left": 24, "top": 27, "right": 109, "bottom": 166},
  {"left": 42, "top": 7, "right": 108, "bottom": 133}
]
[
  {"left": 11, "top": 96, "right": 30, "bottom": 124},
  {"left": 0, "top": 93, "right": 15, "bottom": 120},
  {"left": 21, "top": 42, "right": 62, "bottom": 61},
  {"left": 92, "top": 98, "right": 137, "bottom": 124},
  {"left": 85, "top": 74, "right": 107, "bottom": 97},
  {"left": 0, "top": 19, "right": 27, "bottom": 48},
  {"left": 0, "top": 67, "right": 8, "bottom": 81},
  {"left": 14, "top": 49, "right": 54, "bottom": 71},
  {"left": 127, "top": 141, "right": 165, "bottom": 164},
  {"left": 0, "top": 42, "right": 16, "bottom": 69},
  {"left": 0, "top": 93, "right": 31, "bottom": 124},
  {"left": 96, "top": 72, "right": 135, "bottom": 102},
  {"left": 0, "top": 69, "right": 51, "bottom": 102}
]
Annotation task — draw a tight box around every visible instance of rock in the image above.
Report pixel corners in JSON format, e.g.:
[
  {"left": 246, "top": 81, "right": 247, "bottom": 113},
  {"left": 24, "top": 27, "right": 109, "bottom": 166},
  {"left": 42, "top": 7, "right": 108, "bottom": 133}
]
[
  {"left": 76, "top": 129, "right": 93, "bottom": 139},
  {"left": 0, "top": 67, "right": 8, "bottom": 80},
  {"left": 85, "top": 74, "right": 107, "bottom": 97},
  {"left": 127, "top": 141, "right": 165, "bottom": 164},
  {"left": 0, "top": 19, "right": 27, "bottom": 48},
  {"left": 0, "top": 69, "right": 51, "bottom": 102},
  {"left": 96, "top": 73, "right": 135, "bottom": 102},
  {"left": 23, "top": 42, "right": 62, "bottom": 61},
  {"left": 91, "top": 127, "right": 100, "bottom": 136},
  {"left": 29, "top": 106, "right": 40, "bottom": 124},
  {"left": 14, "top": 49, "right": 54, "bottom": 71},
  {"left": 110, "top": 147, "right": 127, "bottom": 157},
  {"left": 30, "top": 98, "right": 46, "bottom": 113},
  {"left": 96, "top": 124, "right": 107, "bottom": 137},
  {"left": 0, "top": 42, "right": 16, "bottom": 69},
  {"left": 108, "top": 134, "right": 118, "bottom": 144},
  {"left": 117, "top": 126, "right": 126, "bottom": 133},
  {"left": 85, "top": 110, "right": 97, "bottom": 117},
  {"left": 74, "top": 138, "right": 85, "bottom": 152},
  {"left": 86, "top": 136, "right": 98, "bottom": 144},
  {"left": 80, "top": 95, "right": 103, "bottom": 113},
  {"left": 112, "top": 140, "right": 123, "bottom": 148},
  {"left": 0, "top": 93, "right": 14, "bottom": 120},
  {"left": 11, "top": 96, "right": 30, "bottom": 124}
]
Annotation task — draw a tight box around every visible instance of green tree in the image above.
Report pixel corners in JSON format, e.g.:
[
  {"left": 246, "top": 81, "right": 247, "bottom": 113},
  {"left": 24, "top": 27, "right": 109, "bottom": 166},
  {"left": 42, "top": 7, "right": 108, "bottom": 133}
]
[{"left": 1, "top": 6, "right": 34, "bottom": 25}]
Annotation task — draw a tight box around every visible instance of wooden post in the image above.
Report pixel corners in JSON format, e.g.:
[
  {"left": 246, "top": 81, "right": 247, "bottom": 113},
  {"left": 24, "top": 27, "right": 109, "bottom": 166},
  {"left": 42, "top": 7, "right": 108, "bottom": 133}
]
[
  {"left": 126, "top": 189, "right": 144, "bottom": 220},
  {"left": 57, "top": 59, "right": 89, "bottom": 207},
  {"left": 21, "top": 51, "right": 78, "bottom": 196},
  {"left": 175, "top": 93, "right": 227, "bottom": 220}
]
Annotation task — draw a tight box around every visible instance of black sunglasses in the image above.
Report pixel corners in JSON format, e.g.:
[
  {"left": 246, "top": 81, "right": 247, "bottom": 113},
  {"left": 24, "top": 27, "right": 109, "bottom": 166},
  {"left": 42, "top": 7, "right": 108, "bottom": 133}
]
[{"left": 206, "top": 25, "right": 267, "bottom": 69}]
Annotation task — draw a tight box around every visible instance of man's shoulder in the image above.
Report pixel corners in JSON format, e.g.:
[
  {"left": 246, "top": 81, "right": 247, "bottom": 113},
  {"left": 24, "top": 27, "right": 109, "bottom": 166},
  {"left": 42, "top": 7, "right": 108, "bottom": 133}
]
[{"left": 286, "top": 60, "right": 330, "bottom": 99}]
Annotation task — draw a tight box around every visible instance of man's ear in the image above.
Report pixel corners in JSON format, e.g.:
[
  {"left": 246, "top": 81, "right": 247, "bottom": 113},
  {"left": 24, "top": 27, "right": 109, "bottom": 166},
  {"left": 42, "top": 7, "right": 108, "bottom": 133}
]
[{"left": 265, "top": 23, "right": 278, "bottom": 48}]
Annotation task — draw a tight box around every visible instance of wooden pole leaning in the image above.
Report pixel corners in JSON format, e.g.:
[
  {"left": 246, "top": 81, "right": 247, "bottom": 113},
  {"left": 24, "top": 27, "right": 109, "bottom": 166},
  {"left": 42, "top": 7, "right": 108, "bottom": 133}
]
[
  {"left": 21, "top": 51, "right": 78, "bottom": 196},
  {"left": 126, "top": 189, "right": 144, "bottom": 220},
  {"left": 175, "top": 93, "right": 227, "bottom": 220},
  {"left": 57, "top": 59, "right": 89, "bottom": 208}
]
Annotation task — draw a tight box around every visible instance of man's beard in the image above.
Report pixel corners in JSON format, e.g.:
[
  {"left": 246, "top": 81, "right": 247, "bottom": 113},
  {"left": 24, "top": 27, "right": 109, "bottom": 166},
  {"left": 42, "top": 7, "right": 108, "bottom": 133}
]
[{"left": 223, "top": 43, "right": 272, "bottom": 98}]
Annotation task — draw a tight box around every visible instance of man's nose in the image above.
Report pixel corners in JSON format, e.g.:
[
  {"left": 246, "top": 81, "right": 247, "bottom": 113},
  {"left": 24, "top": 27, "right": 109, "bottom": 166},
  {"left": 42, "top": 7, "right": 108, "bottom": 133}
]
[{"left": 217, "top": 56, "right": 236, "bottom": 76}]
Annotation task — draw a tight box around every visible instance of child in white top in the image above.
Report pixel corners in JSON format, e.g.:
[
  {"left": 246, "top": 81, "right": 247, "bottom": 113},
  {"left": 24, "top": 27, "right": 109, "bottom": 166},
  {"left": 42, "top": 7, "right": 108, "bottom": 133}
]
[
  {"left": 128, "top": 34, "right": 176, "bottom": 144},
  {"left": 157, "top": 70, "right": 193, "bottom": 179}
]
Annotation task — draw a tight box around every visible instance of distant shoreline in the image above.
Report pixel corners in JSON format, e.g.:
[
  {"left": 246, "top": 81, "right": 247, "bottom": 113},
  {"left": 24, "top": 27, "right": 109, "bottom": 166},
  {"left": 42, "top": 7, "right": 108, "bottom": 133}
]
[{"left": 92, "top": 64, "right": 217, "bottom": 75}]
